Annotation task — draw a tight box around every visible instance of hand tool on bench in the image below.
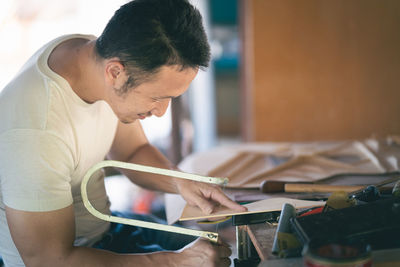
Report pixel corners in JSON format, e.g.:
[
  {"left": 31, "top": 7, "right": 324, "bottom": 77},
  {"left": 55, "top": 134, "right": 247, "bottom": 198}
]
[
  {"left": 260, "top": 172, "right": 400, "bottom": 193},
  {"left": 322, "top": 175, "right": 400, "bottom": 211},
  {"left": 260, "top": 181, "right": 364, "bottom": 193}
]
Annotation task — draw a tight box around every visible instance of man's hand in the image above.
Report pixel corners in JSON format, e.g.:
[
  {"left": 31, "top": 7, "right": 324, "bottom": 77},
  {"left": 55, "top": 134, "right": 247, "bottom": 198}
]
[
  {"left": 175, "top": 178, "right": 247, "bottom": 214},
  {"left": 173, "top": 238, "right": 233, "bottom": 267},
  {"left": 6, "top": 205, "right": 232, "bottom": 267}
]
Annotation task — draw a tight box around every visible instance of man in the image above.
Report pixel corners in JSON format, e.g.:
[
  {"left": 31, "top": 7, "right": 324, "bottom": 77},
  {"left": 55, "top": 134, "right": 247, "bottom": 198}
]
[{"left": 0, "top": 0, "right": 246, "bottom": 266}]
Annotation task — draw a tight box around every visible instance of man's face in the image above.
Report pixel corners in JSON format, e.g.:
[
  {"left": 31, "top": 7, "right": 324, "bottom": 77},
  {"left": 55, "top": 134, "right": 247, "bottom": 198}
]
[{"left": 108, "top": 66, "right": 198, "bottom": 124}]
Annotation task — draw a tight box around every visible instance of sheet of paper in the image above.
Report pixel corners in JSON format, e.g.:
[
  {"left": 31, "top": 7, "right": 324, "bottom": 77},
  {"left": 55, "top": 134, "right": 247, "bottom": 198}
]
[{"left": 179, "top": 197, "right": 325, "bottom": 221}]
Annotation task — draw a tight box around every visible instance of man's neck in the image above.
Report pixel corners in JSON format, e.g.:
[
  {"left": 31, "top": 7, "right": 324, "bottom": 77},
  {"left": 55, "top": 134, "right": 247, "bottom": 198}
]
[{"left": 48, "top": 38, "right": 105, "bottom": 104}]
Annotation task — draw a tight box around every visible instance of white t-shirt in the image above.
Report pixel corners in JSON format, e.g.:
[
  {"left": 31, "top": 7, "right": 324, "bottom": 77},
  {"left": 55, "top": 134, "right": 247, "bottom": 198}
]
[{"left": 0, "top": 34, "right": 118, "bottom": 266}]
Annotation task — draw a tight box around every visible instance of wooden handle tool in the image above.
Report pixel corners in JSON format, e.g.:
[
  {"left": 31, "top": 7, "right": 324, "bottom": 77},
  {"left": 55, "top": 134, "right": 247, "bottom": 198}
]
[{"left": 260, "top": 180, "right": 365, "bottom": 193}]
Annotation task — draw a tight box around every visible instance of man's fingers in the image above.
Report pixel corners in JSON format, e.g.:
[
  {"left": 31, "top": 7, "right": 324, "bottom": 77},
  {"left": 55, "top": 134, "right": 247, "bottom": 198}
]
[
  {"left": 210, "top": 188, "right": 247, "bottom": 212},
  {"left": 217, "top": 245, "right": 232, "bottom": 258},
  {"left": 182, "top": 239, "right": 232, "bottom": 267},
  {"left": 213, "top": 242, "right": 232, "bottom": 258},
  {"left": 180, "top": 180, "right": 247, "bottom": 214},
  {"left": 192, "top": 194, "right": 215, "bottom": 214}
]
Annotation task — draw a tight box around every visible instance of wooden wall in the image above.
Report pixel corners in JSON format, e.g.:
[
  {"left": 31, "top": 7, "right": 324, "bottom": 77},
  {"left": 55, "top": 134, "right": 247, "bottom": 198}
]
[{"left": 240, "top": 0, "right": 400, "bottom": 141}]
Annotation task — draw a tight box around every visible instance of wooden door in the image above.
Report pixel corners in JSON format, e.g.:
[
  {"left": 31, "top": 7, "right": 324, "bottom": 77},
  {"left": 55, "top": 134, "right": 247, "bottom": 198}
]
[{"left": 240, "top": 0, "right": 400, "bottom": 141}]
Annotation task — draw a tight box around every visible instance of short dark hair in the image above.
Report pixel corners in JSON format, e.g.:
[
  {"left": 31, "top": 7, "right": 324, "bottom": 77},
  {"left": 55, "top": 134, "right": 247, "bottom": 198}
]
[{"left": 95, "top": 0, "right": 210, "bottom": 93}]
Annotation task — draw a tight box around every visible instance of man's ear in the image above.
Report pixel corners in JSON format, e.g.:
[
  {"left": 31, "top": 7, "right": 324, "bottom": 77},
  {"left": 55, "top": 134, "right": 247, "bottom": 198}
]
[{"left": 104, "top": 59, "right": 125, "bottom": 86}]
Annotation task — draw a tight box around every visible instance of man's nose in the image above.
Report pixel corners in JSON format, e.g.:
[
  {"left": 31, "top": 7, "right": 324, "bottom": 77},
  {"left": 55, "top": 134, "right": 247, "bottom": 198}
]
[{"left": 152, "top": 99, "right": 170, "bottom": 117}]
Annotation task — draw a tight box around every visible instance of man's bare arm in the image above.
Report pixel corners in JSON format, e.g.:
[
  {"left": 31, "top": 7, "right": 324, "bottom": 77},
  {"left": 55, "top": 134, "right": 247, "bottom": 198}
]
[
  {"left": 108, "top": 120, "right": 247, "bottom": 214},
  {"left": 107, "top": 120, "right": 180, "bottom": 193},
  {"left": 5, "top": 205, "right": 178, "bottom": 267}
]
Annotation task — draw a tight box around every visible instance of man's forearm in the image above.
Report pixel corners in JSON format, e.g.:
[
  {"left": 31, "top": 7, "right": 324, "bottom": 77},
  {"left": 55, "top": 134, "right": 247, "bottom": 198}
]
[
  {"left": 118, "top": 143, "right": 180, "bottom": 193},
  {"left": 67, "top": 246, "right": 177, "bottom": 267},
  {"left": 28, "top": 246, "right": 177, "bottom": 267}
]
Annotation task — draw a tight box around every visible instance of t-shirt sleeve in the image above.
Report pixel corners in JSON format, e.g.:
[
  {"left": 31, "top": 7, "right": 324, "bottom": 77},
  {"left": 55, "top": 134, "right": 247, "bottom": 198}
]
[{"left": 0, "top": 130, "right": 74, "bottom": 211}]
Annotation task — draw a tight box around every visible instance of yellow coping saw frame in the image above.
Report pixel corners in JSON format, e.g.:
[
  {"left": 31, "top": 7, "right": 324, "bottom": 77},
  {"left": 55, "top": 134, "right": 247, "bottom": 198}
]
[{"left": 81, "top": 160, "right": 229, "bottom": 243}]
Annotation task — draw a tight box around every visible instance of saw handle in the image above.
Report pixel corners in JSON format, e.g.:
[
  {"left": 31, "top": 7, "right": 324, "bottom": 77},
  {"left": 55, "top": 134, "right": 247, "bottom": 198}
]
[{"left": 260, "top": 180, "right": 364, "bottom": 193}]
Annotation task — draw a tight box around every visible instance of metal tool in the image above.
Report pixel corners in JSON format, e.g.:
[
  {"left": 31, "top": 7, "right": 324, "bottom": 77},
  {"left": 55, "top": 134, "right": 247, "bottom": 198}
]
[
  {"left": 81, "top": 160, "right": 228, "bottom": 243},
  {"left": 271, "top": 203, "right": 301, "bottom": 257},
  {"left": 349, "top": 175, "right": 400, "bottom": 197},
  {"left": 232, "top": 211, "right": 279, "bottom": 267},
  {"left": 323, "top": 175, "right": 400, "bottom": 211}
]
